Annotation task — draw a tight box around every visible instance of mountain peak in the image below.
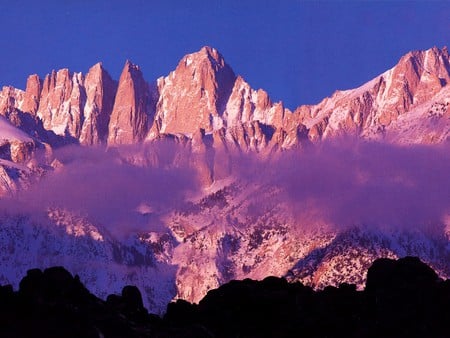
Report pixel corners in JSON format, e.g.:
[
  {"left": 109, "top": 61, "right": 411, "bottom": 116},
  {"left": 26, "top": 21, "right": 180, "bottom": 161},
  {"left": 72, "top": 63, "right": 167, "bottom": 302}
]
[
  {"left": 22, "top": 74, "right": 42, "bottom": 115},
  {"left": 107, "top": 59, "right": 150, "bottom": 145},
  {"left": 85, "top": 62, "right": 108, "bottom": 82},
  {"left": 200, "top": 45, "right": 217, "bottom": 54},
  {"left": 153, "top": 46, "right": 236, "bottom": 135},
  {"left": 429, "top": 45, "right": 448, "bottom": 56},
  {"left": 199, "top": 45, "right": 222, "bottom": 60},
  {"left": 0, "top": 45, "right": 448, "bottom": 150},
  {"left": 123, "top": 59, "right": 141, "bottom": 73},
  {"left": 400, "top": 46, "right": 450, "bottom": 71},
  {"left": 90, "top": 62, "right": 104, "bottom": 71},
  {"left": 181, "top": 46, "right": 227, "bottom": 69}
]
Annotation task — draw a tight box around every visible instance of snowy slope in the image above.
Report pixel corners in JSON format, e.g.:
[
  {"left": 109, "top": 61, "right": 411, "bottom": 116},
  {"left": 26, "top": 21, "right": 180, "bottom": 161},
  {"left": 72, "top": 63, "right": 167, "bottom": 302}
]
[
  {"left": 0, "top": 209, "right": 178, "bottom": 314},
  {"left": 0, "top": 116, "right": 32, "bottom": 143},
  {"left": 0, "top": 178, "right": 447, "bottom": 312}
]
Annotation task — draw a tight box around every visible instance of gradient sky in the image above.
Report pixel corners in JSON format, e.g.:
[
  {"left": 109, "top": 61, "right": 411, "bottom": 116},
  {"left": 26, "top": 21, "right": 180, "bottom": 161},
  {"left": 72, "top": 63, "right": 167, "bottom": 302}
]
[{"left": 1, "top": 1, "right": 449, "bottom": 109}]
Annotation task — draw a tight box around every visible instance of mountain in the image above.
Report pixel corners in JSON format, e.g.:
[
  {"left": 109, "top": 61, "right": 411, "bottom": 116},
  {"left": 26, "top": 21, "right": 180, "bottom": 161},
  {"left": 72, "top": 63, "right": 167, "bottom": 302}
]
[
  {"left": 296, "top": 46, "right": 450, "bottom": 144},
  {"left": 0, "top": 46, "right": 448, "bottom": 156},
  {"left": 108, "top": 61, "right": 151, "bottom": 145},
  {"left": 0, "top": 46, "right": 448, "bottom": 313},
  {"left": 81, "top": 63, "right": 117, "bottom": 145}
]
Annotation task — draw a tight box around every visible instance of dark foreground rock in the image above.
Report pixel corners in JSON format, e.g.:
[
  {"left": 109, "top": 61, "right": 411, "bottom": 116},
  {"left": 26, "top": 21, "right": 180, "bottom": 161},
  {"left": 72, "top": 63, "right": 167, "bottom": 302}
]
[
  {"left": 0, "top": 266, "right": 163, "bottom": 337},
  {"left": 0, "top": 257, "right": 449, "bottom": 337}
]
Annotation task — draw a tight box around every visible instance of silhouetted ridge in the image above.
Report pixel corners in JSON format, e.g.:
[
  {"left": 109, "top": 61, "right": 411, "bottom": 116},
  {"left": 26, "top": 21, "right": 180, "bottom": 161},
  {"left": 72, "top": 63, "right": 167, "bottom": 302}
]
[
  {"left": 0, "top": 266, "right": 161, "bottom": 337},
  {"left": 0, "top": 257, "right": 448, "bottom": 337}
]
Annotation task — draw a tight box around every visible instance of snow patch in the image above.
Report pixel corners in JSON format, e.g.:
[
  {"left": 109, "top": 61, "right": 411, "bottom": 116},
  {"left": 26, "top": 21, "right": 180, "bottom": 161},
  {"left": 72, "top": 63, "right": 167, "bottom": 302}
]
[{"left": 0, "top": 116, "right": 32, "bottom": 142}]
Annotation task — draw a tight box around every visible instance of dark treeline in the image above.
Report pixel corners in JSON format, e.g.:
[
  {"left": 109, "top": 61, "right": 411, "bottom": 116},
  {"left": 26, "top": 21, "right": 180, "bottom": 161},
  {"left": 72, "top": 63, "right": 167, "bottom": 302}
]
[{"left": 0, "top": 256, "right": 449, "bottom": 337}]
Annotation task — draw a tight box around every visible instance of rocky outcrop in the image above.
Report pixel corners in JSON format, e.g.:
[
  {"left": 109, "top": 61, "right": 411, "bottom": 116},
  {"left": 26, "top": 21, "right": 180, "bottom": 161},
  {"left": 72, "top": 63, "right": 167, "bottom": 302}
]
[
  {"left": 190, "top": 128, "right": 213, "bottom": 186},
  {"left": 150, "top": 48, "right": 296, "bottom": 152},
  {"left": 0, "top": 116, "right": 36, "bottom": 163},
  {"left": 0, "top": 45, "right": 446, "bottom": 174},
  {"left": 0, "top": 165, "right": 17, "bottom": 195},
  {"left": 107, "top": 61, "right": 152, "bottom": 145},
  {"left": 22, "top": 75, "right": 42, "bottom": 115},
  {"left": 80, "top": 63, "right": 117, "bottom": 145},
  {"left": 3, "top": 45, "right": 447, "bottom": 151},
  {"left": 0, "top": 86, "right": 24, "bottom": 118},
  {"left": 0, "top": 258, "right": 447, "bottom": 337},
  {"left": 223, "top": 76, "right": 285, "bottom": 129},
  {"left": 165, "top": 257, "right": 450, "bottom": 338},
  {"left": 37, "top": 69, "right": 86, "bottom": 138},
  {"left": 9, "top": 140, "right": 35, "bottom": 163},
  {"left": 0, "top": 266, "right": 160, "bottom": 337},
  {"left": 297, "top": 46, "right": 450, "bottom": 143},
  {"left": 151, "top": 46, "right": 236, "bottom": 136}
]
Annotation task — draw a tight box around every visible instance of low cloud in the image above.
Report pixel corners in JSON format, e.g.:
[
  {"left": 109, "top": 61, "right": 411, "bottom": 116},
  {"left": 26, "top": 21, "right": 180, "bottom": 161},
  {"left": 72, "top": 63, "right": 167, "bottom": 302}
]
[
  {"left": 2, "top": 143, "right": 199, "bottom": 237},
  {"left": 254, "top": 140, "right": 450, "bottom": 232},
  {"left": 1, "top": 139, "right": 448, "bottom": 238}
]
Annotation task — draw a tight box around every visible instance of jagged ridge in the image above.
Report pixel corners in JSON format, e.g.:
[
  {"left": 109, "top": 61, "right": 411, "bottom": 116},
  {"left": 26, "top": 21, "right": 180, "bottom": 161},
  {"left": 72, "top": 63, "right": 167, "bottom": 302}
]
[
  {"left": 1, "top": 46, "right": 448, "bottom": 150},
  {"left": 0, "top": 45, "right": 447, "bottom": 192}
]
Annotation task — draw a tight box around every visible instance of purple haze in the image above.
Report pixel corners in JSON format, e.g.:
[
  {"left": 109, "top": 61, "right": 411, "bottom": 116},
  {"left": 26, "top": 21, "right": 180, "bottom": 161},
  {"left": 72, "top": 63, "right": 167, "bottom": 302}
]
[
  {"left": 1, "top": 140, "right": 449, "bottom": 237},
  {"left": 239, "top": 140, "right": 450, "bottom": 232}
]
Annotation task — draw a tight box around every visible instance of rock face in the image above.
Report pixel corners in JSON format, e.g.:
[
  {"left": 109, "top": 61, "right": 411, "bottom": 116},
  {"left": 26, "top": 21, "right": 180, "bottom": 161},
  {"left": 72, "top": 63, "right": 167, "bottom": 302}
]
[
  {"left": 37, "top": 69, "right": 86, "bottom": 138},
  {"left": 152, "top": 46, "right": 236, "bottom": 136},
  {"left": 148, "top": 45, "right": 449, "bottom": 152},
  {"left": 223, "top": 76, "right": 285, "bottom": 130},
  {"left": 150, "top": 47, "right": 295, "bottom": 152},
  {"left": 0, "top": 115, "right": 36, "bottom": 164},
  {"left": 107, "top": 61, "right": 152, "bottom": 145},
  {"left": 0, "top": 165, "right": 17, "bottom": 195},
  {"left": 296, "top": 46, "right": 450, "bottom": 144},
  {"left": 22, "top": 75, "right": 42, "bottom": 115},
  {"left": 80, "top": 63, "right": 116, "bottom": 145},
  {"left": 1, "top": 45, "right": 446, "bottom": 153},
  {"left": 0, "top": 66, "right": 117, "bottom": 148},
  {"left": 0, "top": 86, "right": 24, "bottom": 118}
]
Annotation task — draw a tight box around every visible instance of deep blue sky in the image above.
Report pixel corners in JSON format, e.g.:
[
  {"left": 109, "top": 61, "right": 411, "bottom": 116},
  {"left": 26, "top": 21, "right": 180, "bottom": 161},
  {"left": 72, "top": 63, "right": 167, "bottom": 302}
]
[{"left": 1, "top": 1, "right": 449, "bottom": 109}]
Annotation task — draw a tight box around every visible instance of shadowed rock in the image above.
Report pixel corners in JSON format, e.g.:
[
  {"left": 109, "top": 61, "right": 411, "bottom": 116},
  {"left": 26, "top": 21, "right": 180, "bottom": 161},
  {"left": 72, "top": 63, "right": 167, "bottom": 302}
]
[{"left": 0, "top": 257, "right": 449, "bottom": 337}]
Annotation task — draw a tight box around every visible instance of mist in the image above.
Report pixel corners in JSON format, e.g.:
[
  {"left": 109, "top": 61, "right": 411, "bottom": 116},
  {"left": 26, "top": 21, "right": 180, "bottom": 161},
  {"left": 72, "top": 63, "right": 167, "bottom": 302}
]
[
  {"left": 1, "top": 143, "right": 200, "bottom": 237},
  {"left": 247, "top": 140, "right": 450, "bottom": 233},
  {"left": 1, "top": 139, "right": 449, "bottom": 238}
]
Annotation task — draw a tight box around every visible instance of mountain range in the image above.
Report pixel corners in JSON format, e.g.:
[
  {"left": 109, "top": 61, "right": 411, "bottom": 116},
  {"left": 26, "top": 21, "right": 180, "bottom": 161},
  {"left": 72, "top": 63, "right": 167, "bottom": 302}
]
[{"left": 0, "top": 46, "right": 448, "bottom": 313}]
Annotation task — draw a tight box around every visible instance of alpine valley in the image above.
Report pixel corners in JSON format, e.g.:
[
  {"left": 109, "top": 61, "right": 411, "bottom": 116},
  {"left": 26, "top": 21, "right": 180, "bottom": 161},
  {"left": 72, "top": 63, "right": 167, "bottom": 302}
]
[{"left": 0, "top": 46, "right": 448, "bottom": 313}]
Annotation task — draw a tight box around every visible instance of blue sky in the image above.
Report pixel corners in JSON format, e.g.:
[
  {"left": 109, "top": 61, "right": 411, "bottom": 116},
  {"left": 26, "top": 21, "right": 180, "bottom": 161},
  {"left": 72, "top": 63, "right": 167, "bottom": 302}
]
[{"left": 1, "top": 1, "right": 449, "bottom": 109}]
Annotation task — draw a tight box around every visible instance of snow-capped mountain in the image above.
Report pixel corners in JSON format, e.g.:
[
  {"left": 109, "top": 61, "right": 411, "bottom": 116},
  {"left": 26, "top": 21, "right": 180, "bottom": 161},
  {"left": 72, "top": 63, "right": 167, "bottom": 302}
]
[
  {"left": 0, "top": 46, "right": 448, "bottom": 313},
  {"left": 296, "top": 46, "right": 450, "bottom": 144},
  {"left": 0, "top": 46, "right": 447, "bottom": 163}
]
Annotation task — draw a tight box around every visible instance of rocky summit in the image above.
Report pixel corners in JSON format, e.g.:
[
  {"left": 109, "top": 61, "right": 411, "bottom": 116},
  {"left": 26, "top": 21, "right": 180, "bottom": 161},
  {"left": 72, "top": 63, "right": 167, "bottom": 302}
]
[{"left": 1, "top": 46, "right": 448, "bottom": 154}]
